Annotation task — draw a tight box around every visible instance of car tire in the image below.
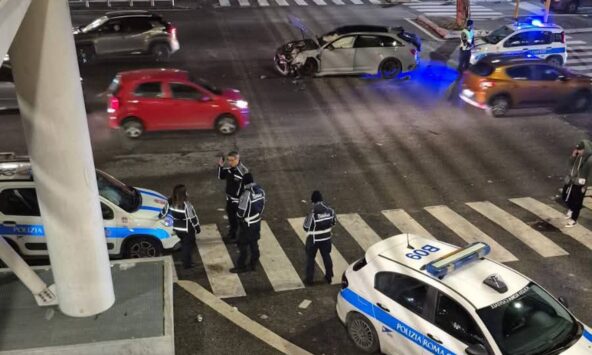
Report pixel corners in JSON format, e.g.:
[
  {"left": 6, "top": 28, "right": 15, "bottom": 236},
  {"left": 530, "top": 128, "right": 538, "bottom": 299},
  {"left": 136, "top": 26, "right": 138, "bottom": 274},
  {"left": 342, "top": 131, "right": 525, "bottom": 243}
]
[
  {"left": 567, "top": 1, "right": 578, "bottom": 13},
  {"left": 346, "top": 313, "right": 380, "bottom": 354},
  {"left": 571, "top": 91, "right": 592, "bottom": 112},
  {"left": 546, "top": 55, "right": 563, "bottom": 67},
  {"left": 215, "top": 114, "right": 239, "bottom": 135},
  {"left": 77, "top": 45, "right": 95, "bottom": 65},
  {"left": 151, "top": 43, "right": 170, "bottom": 62},
  {"left": 379, "top": 58, "right": 402, "bottom": 80},
  {"left": 489, "top": 95, "right": 511, "bottom": 117},
  {"left": 299, "top": 59, "right": 318, "bottom": 77},
  {"left": 122, "top": 118, "right": 144, "bottom": 139},
  {"left": 124, "top": 236, "right": 162, "bottom": 259}
]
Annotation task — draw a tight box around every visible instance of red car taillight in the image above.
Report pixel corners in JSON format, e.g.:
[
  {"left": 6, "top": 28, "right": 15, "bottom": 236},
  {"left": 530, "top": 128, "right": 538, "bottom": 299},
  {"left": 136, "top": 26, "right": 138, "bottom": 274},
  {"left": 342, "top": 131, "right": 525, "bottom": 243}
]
[
  {"left": 167, "top": 24, "right": 177, "bottom": 40},
  {"left": 108, "top": 96, "right": 120, "bottom": 113}
]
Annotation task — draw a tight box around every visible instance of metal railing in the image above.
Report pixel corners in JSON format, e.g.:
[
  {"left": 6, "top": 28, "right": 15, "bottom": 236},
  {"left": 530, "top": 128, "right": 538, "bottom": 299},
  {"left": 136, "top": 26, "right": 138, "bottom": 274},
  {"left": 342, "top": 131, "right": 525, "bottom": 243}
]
[{"left": 69, "top": 0, "right": 175, "bottom": 7}]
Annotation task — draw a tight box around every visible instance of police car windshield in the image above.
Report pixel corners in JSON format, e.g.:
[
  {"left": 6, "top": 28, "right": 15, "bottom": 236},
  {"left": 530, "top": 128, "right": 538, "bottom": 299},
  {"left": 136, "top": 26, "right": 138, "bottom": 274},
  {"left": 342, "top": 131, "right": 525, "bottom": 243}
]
[
  {"left": 96, "top": 170, "right": 140, "bottom": 213},
  {"left": 484, "top": 26, "right": 514, "bottom": 44},
  {"left": 477, "top": 283, "right": 579, "bottom": 355}
]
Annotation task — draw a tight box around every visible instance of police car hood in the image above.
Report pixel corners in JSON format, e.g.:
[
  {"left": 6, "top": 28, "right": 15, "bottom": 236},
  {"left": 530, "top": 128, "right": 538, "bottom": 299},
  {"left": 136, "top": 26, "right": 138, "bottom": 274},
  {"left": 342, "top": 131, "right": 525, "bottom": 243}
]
[
  {"left": 473, "top": 38, "right": 492, "bottom": 52},
  {"left": 561, "top": 325, "right": 592, "bottom": 354},
  {"left": 134, "top": 188, "right": 168, "bottom": 219}
]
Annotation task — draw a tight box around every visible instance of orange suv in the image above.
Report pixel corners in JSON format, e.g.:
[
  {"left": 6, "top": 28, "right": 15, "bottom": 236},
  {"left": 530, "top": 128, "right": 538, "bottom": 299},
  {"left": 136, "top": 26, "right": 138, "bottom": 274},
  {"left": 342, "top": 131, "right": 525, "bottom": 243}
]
[{"left": 460, "top": 56, "right": 592, "bottom": 116}]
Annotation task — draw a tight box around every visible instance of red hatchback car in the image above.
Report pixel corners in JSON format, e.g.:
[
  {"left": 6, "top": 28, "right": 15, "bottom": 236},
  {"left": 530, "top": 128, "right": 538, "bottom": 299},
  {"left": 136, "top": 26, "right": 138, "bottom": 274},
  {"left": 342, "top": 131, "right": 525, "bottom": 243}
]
[{"left": 107, "top": 69, "right": 249, "bottom": 138}]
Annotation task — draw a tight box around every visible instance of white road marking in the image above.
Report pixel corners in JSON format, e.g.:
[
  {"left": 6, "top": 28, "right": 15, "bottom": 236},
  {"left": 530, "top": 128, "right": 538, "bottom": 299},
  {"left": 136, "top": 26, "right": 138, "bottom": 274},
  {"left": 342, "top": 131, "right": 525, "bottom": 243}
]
[
  {"left": 274, "top": 0, "right": 289, "bottom": 5},
  {"left": 466, "top": 201, "right": 568, "bottom": 258},
  {"left": 381, "top": 209, "right": 435, "bottom": 239},
  {"left": 332, "top": 0, "right": 345, "bottom": 4},
  {"left": 349, "top": 0, "right": 364, "bottom": 5},
  {"left": 195, "top": 224, "right": 247, "bottom": 298},
  {"left": 259, "top": 222, "right": 305, "bottom": 292},
  {"left": 288, "top": 217, "right": 349, "bottom": 285},
  {"left": 424, "top": 205, "right": 518, "bottom": 263},
  {"left": 311, "top": 0, "right": 327, "bottom": 4},
  {"left": 238, "top": 0, "right": 250, "bottom": 6},
  {"left": 219, "top": 0, "right": 231, "bottom": 6},
  {"left": 294, "top": 0, "right": 308, "bottom": 4},
  {"left": 337, "top": 213, "right": 383, "bottom": 251},
  {"left": 569, "top": 46, "right": 592, "bottom": 50},
  {"left": 510, "top": 197, "right": 592, "bottom": 251},
  {"left": 568, "top": 40, "right": 587, "bottom": 45},
  {"left": 257, "top": 0, "right": 270, "bottom": 5},
  {"left": 568, "top": 64, "right": 592, "bottom": 70},
  {"left": 519, "top": 2, "right": 544, "bottom": 13}
]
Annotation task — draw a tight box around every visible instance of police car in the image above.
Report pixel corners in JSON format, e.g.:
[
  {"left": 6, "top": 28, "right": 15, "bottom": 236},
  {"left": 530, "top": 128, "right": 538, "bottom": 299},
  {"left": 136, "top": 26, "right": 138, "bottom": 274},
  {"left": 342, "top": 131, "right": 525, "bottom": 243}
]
[
  {"left": 470, "top": 19, "right": 567, "bottom": 67},
  {"left": 337, "top": 234, "right": 592, "bottom": 354},
  {"left": 0, "top": 153, "right": 180, "bottom": 259}
]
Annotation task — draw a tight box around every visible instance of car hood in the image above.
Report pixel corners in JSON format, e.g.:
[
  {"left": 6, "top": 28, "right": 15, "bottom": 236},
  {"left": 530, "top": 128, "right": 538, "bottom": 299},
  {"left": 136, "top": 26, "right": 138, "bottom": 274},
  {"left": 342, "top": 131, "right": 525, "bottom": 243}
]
[
  {"left": 473, "top": 39, "right": 492, "bottom": 52},
  {"left": 277, "top": 39, "right": 319, "bottom": 57},
  {"left": 133, "top": 188, "right": 168, "bottom": 220},
  {"left": 560, "top": 325, "right": 592, "bottom": 354}
]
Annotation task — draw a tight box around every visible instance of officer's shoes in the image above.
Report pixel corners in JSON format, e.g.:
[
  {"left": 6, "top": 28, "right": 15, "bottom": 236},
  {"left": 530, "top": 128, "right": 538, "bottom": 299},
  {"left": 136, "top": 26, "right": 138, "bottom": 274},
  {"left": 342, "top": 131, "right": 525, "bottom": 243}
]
[{"left": 230, "top": 267, "right": 249, "bottom": 274}]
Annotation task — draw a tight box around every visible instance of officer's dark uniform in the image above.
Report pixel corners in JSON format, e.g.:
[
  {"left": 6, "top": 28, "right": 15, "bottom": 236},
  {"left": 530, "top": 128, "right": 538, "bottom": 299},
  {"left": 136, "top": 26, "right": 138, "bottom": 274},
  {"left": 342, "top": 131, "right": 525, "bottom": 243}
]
[
  {"left": 160, "top": 201, "right": 200, "bottom": 269},
  {"left": 303, "top": 191, "right": 336, "bottom": 284},
  {"left": 231, "top": 173, "right": 265, "bottom": 273},
  {"left": 218, "top": 160, "right": 248, "bottom": 241}
]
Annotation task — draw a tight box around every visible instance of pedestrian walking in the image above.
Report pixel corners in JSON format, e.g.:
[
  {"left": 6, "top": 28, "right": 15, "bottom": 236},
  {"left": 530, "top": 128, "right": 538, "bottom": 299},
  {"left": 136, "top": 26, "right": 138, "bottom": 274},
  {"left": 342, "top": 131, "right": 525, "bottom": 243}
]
[
  {"left": 562, "top": 140, "right": 592, "bottom": 228},
  {"left": 230, "top": 173, "right": 266, "bottom": 273},
  {"left": 217, "top": 151, "right": 249, "bottom": 244},
  {"left": 159, "top": 184, "right": 200, "bottom": 269},
  {"left": 303, "top": 190, "right": 336, "bottom": 285},
  {"left": 457, "top": 19, "right": 475, "bottom": 72}
]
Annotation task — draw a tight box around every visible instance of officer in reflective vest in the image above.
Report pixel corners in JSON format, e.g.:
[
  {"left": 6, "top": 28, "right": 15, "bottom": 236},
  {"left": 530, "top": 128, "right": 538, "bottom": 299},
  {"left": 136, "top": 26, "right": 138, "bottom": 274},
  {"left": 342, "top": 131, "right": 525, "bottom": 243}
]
[
  {"left": 217, "top": 150, "right": 249, "bottom": 243},
  {"left": 303, "top": 190, "right": 336, "bottom": 285},
  {"left": 230, "top": 173, "right": 266, "bottom": 273},
  {"left": 458, "top": 19, "right": 474, "bottom": 72}
]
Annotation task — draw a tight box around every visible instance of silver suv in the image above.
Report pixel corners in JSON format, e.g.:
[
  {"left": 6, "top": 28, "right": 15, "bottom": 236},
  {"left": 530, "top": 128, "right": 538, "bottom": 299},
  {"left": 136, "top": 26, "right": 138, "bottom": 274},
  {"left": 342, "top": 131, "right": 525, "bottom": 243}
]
[
  {"left": 275, "top": 16, "right": 421, "bottom": 79},
  {"left": 73, "top": 10, "right": 180, "bottom": 64}
]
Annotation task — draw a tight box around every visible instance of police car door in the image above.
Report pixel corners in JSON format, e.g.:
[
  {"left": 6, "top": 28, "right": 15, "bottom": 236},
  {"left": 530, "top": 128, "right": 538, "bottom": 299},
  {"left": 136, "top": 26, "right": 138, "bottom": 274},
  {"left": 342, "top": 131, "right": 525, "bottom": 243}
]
[
  {"left": 0, "top": 187, "right": 44, "bottom": 256},
  {"left": 99, "top": 198, "right": 119, "bottom": 255},
  {"left": 425, "top": 289, "right": 493, "bottom": 355},
  {"left": 372, "top": 271, "right": 448, "bottom": 355}
]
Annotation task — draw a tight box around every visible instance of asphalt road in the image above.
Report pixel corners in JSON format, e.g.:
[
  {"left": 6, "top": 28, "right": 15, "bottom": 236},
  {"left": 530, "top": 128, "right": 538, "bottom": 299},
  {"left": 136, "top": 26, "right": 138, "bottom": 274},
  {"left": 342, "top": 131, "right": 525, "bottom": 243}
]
[{"left": 2, "top": 2, "right": 592, "bottom": 354}]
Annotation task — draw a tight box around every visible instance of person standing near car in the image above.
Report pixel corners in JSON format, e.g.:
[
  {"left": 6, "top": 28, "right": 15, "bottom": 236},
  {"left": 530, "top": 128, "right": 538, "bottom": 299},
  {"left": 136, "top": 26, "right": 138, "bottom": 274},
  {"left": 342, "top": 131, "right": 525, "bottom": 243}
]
[
  {"left": 230, "top": 173, "right": 266, "bottom": 273},
  {"left": 218, "top": 151, "right": 249, "bottom": 243},
  {"left": 457, "top": 19, "right": 475, "bottom": 72},
  {"left": 303, "top": 190, "right": 336, "bottom": 285},
  {"left": 563, "top": 140, "right": 592, "bottom": 228},
  {"left": 160, "top": 184, "right": 200, "bottom": 269}
]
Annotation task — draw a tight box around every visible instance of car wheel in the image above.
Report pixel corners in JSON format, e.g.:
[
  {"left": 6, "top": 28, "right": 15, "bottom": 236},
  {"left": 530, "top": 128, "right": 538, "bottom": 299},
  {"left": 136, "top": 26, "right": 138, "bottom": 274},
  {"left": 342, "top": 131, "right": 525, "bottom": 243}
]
[
  {"left": 347, "top": 313, "right": 380, "bottom": 354},
  {"left": 572, "top": 91, "right": 592, "bottom": 112},
  {"left": 152, "top": 43, "right": 170, "bottom": 62},
  {"left": 379, "top": 59, "right": 402, "bottom": 79},
  {"left": 77, "top": 45, "right": 95, "bottom": 64},
  {"left": 489, "top": 95, "right": 510, "bottom": 117},
  {"left": 299, "top": 59, "right": 318, "bottom": 77},
  {"left": 122, "top": 118, "right": 144, "bottom": 139},
  {"left": 215, "top": 114, "right": 238, "bottom": 135},
  {"left": 567, "top": 1, "right": 578, "bottom": 13},
  {"left": 546, "top": 55, "right": 563, "bottom": 67},
  {"left": 124, "top": 237, "right": 161, "bottom": 259}
]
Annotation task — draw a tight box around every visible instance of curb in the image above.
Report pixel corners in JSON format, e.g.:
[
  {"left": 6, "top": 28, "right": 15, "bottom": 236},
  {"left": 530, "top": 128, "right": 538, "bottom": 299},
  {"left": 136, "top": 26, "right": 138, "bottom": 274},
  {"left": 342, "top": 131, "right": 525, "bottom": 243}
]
[{"left": 415, "top": 15, "right": 489, "bottom": 39}]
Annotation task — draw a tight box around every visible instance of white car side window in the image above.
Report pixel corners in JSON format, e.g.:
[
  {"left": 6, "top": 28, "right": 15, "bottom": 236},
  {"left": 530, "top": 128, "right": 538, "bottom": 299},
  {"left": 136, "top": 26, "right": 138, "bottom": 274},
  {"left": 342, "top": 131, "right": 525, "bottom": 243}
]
[{"left": 330, "top": 36, "right": 356, "bottom": 49}]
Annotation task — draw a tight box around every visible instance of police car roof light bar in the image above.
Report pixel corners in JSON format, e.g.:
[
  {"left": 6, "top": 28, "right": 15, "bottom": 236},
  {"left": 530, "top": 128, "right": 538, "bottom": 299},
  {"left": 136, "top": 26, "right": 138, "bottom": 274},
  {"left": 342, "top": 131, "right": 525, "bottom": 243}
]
[{"left": 425, "top": 242, "right": 491, "bottom": 279}]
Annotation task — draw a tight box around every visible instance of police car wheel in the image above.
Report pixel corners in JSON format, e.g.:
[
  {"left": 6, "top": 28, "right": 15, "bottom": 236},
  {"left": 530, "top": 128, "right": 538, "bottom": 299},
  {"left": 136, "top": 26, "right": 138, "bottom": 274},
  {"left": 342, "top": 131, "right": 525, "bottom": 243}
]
[
  {"left": 122, "top": 119, "right": 144, "bottom": 139},
  {"left": 125, "top": 237, "right": 161, "bottom": 258},
  {"left": 379, "top": 59, "right": 401, "bottom": 79},
  {"left": 151, "top": 43, "right": 170, "bottom": 62},
  {"left": 489, "top": 96, "right": 510, "bottom": 117},
  {"left": 215, "top": 114, "right": 238, "bottom": 135},
  {"left": 545, "top": 55, "right": 563, "bottom": 67},
  {"left": 347, "top": 313, "right": 380, "bottom": 353}
]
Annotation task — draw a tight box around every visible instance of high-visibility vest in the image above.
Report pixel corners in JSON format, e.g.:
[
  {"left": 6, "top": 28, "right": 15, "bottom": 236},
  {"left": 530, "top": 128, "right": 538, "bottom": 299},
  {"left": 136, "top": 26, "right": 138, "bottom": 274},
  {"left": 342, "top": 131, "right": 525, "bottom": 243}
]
[{"left": 461, "top": 28, "right": 474, "bottom": 50}]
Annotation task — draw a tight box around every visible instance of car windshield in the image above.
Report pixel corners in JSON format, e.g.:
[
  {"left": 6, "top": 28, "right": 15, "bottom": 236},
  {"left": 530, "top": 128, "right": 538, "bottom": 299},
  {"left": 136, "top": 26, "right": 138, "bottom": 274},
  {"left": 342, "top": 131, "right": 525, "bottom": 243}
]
[
  {"left": 96, "top": 170, "right": 140, "bottom": 213},
  {"left": 82, "top": 16, "right": 108, "bottom": 33},
  {"left": 477, "top": 283, "right": 580, "bottom": 355},
  {"left": 484, "top": 26, "right": 514, "bottom": 44}
]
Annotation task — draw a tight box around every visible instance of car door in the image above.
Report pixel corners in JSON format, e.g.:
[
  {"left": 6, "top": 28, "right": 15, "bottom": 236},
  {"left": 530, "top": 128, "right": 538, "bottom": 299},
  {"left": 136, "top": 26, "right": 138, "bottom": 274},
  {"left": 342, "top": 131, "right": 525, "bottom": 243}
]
[
  {"left": 100, "top": 199, "right": 120, "bottom": 255},
  {"left": 167, "top": 82, "right": 214, "bottom": 129},
  {"left": 118, "top": 17, "right": 153, "bottom": 54},
  {"left": 130, "top": 81, "right": 171, "bottom": 130},
  {"left": 93, "top": 19, "right": 126, "bottom": 55},
  {"left": 0, "top": 187, "right": 44, "bottom": 256},
  {"left": 501, "top": 31, "right": 530, "bottom": 56},
  {"left": 353, "top": 35, "right": 386, "bottom": 73},
  {"left": 426, "top": 291, "right": 493, "bottom": 355},
  {"left": 321, "top": 35, "right": 357, "bottom": 74},
  {"left": 531, "top": 64, "right": 567, "bottom": 104},
  {"left": 372, "top": 272, "right": 449, "bottom": 355},
  {"left": 504, "top": 65, "right": 547, "bottom": 106}
]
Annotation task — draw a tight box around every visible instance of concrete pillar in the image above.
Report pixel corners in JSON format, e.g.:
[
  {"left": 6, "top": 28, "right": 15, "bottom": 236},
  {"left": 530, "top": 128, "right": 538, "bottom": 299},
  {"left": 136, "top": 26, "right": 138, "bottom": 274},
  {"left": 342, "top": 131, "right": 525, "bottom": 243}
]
[{"left": 9, "top": 0, "right": 115, "bottom": 317}]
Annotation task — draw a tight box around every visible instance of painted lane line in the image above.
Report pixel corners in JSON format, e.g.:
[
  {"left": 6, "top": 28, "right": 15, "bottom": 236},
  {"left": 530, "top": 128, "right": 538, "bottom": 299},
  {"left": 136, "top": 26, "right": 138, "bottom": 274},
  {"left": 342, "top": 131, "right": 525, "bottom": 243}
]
[
  {"left": 349, "top": 0, "right": 364, "bottom": 4},
  {"left": 568, "top": 40, "right": 587, "bottom": 45},
  {"left": 424, "top": 205, "right": 518, "bottom": 263},
  {"left": 294, "top": 0, "right": 308, "bottom": 5},
  {"left": 568, "top": 64, "right": 592, "bottom": 70},
  {"left": 510, "top": 197, "right": 592, "bottom": 251},
  {"left": 219, "top": 0, "right": 231, "bottom": 6},
  {"left": 259, "top": 221, "right": 305, "bottom": 292},
  {"left": 466, "top": 201, "right": 568, "bottom": 258},
  {"left": 332, "top": 0, "right": 345, "bottom": 5},
  {"left": 195, "top": 224, "right": 246, "bottom": 298},
  {"left": 337, "top": 213, "right": 383, "bottom": 251},
  {"left": 178, "top": 281, "right": 313, "bottom": 355},
  {"left": 381, "top": 209, "right": 436, "bottom": 239},
  {"left": 275, "top": 0, "right": 289, "bottom": 5},
  {"left": 287, "top": 217, "right": 348, "bottom": 285},
  {"left": 257, "top": 0, "right": 270, "bottom": 5},
  {"left": 311, "top": 0, "right": 327, "bottom": 4},
  {"left": 238, "top": 0, "right": 250, "bottom": 5},
  {"left": 519, "top": 2, "right": 544, "bottom": 13}
]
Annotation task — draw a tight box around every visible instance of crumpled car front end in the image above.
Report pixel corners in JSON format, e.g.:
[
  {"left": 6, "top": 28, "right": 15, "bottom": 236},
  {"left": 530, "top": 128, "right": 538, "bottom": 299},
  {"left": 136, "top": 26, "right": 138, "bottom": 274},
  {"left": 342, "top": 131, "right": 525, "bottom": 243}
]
[{"left": 274, "top": 39, "right": 319, "bottom": 76}]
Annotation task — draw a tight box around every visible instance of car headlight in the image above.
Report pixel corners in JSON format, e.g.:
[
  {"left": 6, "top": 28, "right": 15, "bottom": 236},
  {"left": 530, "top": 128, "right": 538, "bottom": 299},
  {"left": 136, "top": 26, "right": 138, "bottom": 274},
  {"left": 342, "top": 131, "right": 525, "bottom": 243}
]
[
  {"left": 232, "top": 99, "right": 248, "bottom": 109},
  {"left": 161, "top": 215, "right": 173, "bottom": 227}
]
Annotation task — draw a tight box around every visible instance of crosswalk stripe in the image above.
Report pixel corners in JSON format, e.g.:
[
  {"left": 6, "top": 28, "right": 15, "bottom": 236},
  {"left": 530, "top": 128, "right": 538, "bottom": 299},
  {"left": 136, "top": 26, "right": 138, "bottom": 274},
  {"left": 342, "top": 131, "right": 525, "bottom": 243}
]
[
  {"left": 381, "top": 209, "right": 435, "bottom": 239},
  {"left": 311, "top": 0, "right": 327, "bottom": 4},
  {"left": 349, "top": 0, "right": 364, "bottom": 4},
  {"left": 294, "top": 0, "right": 308, "bottom": 5},
  {"left": 466, "top": 201, "right": 568, "bottom": 258},
  {"left": 569, "top": 46, "right": 592, "bottom": 50},
  {"left": 257, "top": 0, "right": 270, "bottom": 5},
  {"left": 424, "top": 205, "right": 518, "bottom": 263},
  {"left": 274, "top": 0, "right": 289, "bottom": 5},
  {"left": 568, "top": 64, "right": 592, "bottom": 70},
  {"left": 510, "top": 197, "right": 592, "bottom": 251},
  {"left": 219, "top": 0, "right": 231, "bottom": 6},
  {"left": 368, "top": 0, "right": 382, "bottom": 4},
  {"left": 196, "top": 225, "right": 247, "bottom": 298},
  {"left": 568, "top": 40, "right": 587, "bottom": 45},
  {"left": 584, "top": 197, "right": 592, "bottom": 210},
  {"left": 519, "top": 2, "right": 544, "bottom": 13},
  {"left": 337, "top": 213, "right": 383, "bottom": 251},
  {"left": 332, "top": 0, "right": 345, "bottom": 5},
  {"left": 287, "top": 217, "right": 349, "bottom": 285},
  {"left": 259, "top": 222, "right": 305, "bottom": 291},
  {"left": 238, "top": 0, "right": 250, "bottom": 6}
]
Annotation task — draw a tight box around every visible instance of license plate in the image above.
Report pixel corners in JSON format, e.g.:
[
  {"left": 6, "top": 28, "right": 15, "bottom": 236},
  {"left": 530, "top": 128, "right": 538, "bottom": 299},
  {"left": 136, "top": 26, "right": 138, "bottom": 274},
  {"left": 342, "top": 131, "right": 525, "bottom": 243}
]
[{"left": 462, "top": 89, "right": 474, "bottom": 98}]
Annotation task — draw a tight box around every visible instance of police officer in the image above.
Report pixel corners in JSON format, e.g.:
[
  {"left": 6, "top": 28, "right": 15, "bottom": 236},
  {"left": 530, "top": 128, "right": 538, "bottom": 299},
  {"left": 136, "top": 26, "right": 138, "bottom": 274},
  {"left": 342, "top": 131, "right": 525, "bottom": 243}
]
[
  {"left": 230, "top": 173, "right": 266, "bottom": 273},
  {"left": 457, "top": 19, "right": 475, "bottom": 72},
  {"left": 303, "top": 190, "right": 336, "bottom": 285},
  {"left": 159, "top": 185, "right": 200, "bottom": 269},
  {"left": 217, "top": 151, "right": 249, "bottom": 243}
]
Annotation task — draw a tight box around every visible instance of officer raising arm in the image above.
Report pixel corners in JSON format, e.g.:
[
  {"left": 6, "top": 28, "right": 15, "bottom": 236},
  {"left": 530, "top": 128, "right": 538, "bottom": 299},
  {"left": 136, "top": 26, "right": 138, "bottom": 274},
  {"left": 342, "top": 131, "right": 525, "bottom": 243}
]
[
  {"left": 303, "top": 190, "right": 336, "bottom": 285},
  {"left": 217, "top": 151, "right": 249, "bottom": 244}
]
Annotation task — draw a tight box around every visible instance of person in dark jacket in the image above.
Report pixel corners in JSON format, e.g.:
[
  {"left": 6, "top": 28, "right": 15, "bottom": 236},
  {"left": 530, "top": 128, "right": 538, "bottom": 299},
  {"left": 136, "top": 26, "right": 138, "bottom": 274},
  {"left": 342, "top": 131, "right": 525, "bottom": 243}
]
[
  {"left": 159, "top": 185, "right": 200, "bottom": 269},
  {"left": 218, "top": 151, "right": 249, "bottom": 244},
  {"left": 563, "top": 140, "right": 592, "bottom": 227},
  {"left": 303, "top": 190, "right": 336, "bottom": 285},
  {"left": 230, "top": 173, "right": 266, "bottom": 273}
]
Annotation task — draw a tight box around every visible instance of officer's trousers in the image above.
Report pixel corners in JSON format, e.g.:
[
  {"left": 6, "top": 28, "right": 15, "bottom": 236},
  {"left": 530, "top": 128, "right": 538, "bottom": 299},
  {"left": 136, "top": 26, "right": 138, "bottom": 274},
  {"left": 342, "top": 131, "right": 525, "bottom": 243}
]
[
  {"left": 563, "top": 184, "right": 587, "bottom": 221},
  {"left": 457, "top": 49, "right": 471, "bottom": 72},
  {"left": 305, "top": 236, "right": 333, "bottom": 283},
  {"left": 236, "top": 223, "right": 260, "bottom": 269},
  {"left": 177, "top": 230, "right": 196, "bottom": 269},
  {"left": 226, "top": 197, "right": 239, "bottom": 239}
]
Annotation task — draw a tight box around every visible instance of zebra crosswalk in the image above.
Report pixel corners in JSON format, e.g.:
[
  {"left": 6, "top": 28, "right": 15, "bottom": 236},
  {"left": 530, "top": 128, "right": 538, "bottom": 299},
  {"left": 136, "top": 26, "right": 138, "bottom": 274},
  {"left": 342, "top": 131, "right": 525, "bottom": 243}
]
[
  {"left": 215, "top": 0, "right": 386, "bottom": 7},
  {"left": 405, "top": 1, "right": 503, "bottom": 19},
  {"left": 567, "top": 44, "right": 592, "bottom": 77},
  {"left": 190, "top": 197, "right": 592, "bottom": 298}
]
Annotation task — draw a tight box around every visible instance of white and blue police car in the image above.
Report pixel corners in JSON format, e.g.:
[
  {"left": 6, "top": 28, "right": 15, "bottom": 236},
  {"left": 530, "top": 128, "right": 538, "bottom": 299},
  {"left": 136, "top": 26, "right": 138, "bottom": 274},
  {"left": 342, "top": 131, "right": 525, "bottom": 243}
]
[
  {"left": 337, "top": 234, "right": 592, "bottom": 354},
  {"left": 470, "top": 19, "right": 567, "bottom": 67},
  {"left": 0, "top": 153, "right": 180, "bottom": 259}
]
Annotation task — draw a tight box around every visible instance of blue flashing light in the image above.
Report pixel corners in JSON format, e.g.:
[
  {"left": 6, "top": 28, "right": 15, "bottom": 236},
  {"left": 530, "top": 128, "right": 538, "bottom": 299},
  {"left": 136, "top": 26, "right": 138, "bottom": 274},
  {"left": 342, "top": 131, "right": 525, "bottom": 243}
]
[
  {"left": 426, "top": 242, "right": 491, "bottom": 279},
  {"left": 531, "top": 19, "right": 543, "bottom": 27}
]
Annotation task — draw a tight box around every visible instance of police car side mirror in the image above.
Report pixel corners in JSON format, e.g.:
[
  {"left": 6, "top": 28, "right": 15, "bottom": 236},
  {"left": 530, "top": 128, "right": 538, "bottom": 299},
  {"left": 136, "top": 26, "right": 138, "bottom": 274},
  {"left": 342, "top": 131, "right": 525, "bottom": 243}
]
[
  {"left": 465, "top": 343, "right": 488, "bottom": 355},
  {"left": 558, "top": 296, "right": 569, "bottom": 308}
]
